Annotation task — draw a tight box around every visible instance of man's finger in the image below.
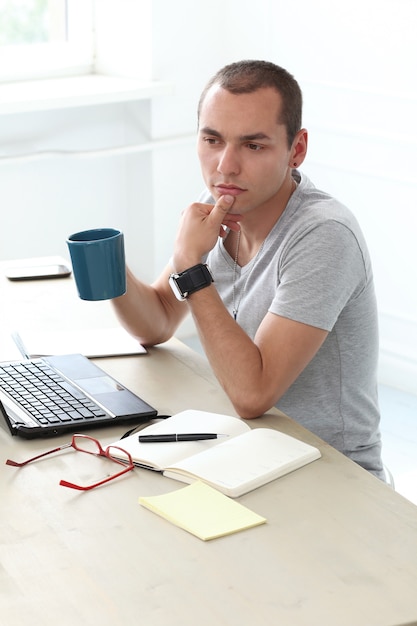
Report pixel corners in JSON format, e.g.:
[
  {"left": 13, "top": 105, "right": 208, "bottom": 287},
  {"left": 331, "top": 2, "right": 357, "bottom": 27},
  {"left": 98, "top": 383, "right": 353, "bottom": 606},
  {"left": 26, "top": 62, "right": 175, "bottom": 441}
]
[
  {"left": 212, "top": 195, "right": 243, "bottom": 222},
  {"left": 215, "top": 194, "right": 235, "bottom": 213},
  {"left": 223, "top": 220, "right": 241, "bottom": 232}
]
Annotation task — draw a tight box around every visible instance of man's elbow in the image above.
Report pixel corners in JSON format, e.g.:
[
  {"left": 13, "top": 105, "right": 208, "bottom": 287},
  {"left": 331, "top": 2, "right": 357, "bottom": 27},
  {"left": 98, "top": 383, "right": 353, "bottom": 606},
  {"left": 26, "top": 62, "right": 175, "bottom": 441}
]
[{"left": 231, "top": 393, "right": 275, "bottom": 420}]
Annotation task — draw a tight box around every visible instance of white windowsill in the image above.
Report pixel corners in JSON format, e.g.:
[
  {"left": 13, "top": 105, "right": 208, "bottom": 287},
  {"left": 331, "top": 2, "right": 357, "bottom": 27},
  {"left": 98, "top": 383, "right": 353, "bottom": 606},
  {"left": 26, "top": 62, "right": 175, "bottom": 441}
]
[{"left": 0, "top": 74, "right": 174, "bottom": 115}]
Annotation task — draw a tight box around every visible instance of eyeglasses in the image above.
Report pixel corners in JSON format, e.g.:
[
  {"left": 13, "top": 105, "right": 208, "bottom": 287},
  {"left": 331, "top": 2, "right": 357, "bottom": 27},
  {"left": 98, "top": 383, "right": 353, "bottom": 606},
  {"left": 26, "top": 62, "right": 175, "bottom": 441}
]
[{"left": 5, "top": 434, "right": 134, "bottom": 491}]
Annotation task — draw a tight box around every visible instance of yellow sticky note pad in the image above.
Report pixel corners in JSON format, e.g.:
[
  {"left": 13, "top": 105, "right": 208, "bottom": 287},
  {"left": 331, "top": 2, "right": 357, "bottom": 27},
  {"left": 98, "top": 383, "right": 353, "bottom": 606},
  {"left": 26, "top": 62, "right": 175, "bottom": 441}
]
[{"left": 139, "top": 481, "right": 266, "bottom": 541}]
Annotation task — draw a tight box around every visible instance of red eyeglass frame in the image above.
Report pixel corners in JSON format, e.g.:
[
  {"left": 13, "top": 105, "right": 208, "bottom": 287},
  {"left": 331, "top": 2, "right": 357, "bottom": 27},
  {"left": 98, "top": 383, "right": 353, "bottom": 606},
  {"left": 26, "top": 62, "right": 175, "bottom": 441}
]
[{"left": 5, "top": 433, "right": 134, "bottom": 491}]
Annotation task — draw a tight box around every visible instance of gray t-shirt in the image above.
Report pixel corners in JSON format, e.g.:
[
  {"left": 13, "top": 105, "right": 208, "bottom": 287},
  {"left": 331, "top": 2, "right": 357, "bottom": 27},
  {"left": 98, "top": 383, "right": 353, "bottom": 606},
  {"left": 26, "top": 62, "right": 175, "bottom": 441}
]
[{"left": 204, "top": 171, "right": 383, "bottom": 479}]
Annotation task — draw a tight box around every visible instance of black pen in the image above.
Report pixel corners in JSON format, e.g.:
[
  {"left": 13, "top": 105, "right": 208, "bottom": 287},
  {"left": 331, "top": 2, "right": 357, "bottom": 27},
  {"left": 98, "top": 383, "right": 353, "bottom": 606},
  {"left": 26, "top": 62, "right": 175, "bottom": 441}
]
[{"left": 138, "top": 433, "right": 227, "bottom": 443}]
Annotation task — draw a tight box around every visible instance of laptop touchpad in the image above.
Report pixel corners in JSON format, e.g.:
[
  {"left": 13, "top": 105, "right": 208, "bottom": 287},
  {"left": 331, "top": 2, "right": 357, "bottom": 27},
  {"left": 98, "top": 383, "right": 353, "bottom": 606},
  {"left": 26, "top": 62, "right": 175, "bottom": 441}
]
[{"left": 76, "top": 376, "right": 124, "bottom": 395}]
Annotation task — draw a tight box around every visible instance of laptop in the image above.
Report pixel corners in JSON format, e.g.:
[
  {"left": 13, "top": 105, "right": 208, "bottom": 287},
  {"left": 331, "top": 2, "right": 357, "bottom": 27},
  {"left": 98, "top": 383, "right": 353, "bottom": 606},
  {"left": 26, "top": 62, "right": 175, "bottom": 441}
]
[{"left": 0, "top": 353, "right": 157, "bottom": 439}]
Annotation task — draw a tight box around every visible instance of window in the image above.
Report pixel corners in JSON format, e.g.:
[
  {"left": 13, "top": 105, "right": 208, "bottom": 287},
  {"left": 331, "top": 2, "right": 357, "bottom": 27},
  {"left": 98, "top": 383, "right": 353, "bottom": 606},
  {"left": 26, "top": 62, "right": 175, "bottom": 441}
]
[
  {"left": 0, "top": 0, "right": 94, "bottom": 82},
  {"left": 0, "top": 0, "right": 67, "bottom": 46}
]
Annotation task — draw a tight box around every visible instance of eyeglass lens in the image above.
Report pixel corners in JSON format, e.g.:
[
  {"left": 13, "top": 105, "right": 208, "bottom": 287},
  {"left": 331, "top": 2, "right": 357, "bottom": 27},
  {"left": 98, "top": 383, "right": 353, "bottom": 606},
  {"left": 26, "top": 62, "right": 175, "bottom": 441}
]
[{"left": 72, "top": 435, "right": 103, "bottom": 455}]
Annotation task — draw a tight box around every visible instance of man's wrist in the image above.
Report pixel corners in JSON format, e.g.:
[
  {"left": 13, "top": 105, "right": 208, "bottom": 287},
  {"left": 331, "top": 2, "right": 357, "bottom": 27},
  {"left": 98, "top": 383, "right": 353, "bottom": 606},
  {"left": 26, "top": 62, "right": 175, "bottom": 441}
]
[{"left": 168, "top": 263, "right": 214, "bottom": 301}]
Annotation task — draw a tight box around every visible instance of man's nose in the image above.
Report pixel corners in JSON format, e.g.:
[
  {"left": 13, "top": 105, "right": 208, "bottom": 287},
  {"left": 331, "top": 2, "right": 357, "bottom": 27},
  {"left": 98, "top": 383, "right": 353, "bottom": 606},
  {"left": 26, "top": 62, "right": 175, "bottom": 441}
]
[{"left": 217, "top": 145, "right": 240, "bottom": 176}]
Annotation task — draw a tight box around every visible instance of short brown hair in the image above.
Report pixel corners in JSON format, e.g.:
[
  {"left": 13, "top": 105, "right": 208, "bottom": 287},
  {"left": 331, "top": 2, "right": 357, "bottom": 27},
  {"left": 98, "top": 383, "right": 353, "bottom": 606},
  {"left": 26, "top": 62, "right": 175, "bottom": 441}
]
[{"left": 198, "top": 60, "right": 303, "bottom": 148}]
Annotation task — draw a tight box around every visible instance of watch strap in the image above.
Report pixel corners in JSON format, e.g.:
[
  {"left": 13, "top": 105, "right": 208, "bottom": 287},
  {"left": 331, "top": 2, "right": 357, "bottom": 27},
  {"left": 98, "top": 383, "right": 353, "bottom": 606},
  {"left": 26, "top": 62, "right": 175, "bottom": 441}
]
[{"left": 171, "top": 264, "right": 213, "bottom": 299}]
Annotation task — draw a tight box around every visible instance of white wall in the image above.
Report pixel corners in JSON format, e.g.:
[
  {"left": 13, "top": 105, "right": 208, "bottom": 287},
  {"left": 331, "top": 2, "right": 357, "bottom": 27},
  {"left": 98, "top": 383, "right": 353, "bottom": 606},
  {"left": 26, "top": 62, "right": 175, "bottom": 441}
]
[{"left": 0, "top": 0, "right": 416, "bottom": 394}]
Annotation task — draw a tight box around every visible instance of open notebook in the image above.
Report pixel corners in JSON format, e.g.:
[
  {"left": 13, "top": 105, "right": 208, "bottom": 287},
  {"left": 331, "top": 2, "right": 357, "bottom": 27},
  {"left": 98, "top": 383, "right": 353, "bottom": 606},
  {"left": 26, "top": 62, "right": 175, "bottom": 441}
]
[{"left": 111, "top": 410, "right": 321, "bottom": 497}]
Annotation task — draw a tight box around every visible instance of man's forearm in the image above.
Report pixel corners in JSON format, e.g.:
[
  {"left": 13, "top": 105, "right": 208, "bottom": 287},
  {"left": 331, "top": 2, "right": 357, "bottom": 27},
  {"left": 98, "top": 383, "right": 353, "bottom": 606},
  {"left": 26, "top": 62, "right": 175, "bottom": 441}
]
[
  {"left": 187, "top": 283, "right": 327, "bottom": 419},
  {"left": 187, "top": 285, "right": 273, "bottom": 418}
]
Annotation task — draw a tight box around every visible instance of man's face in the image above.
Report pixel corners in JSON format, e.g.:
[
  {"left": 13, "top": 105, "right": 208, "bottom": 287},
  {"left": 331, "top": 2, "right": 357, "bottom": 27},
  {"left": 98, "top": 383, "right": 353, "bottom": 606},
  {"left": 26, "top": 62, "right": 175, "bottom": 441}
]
[{"left": 197, "top": 85, "right": 294, "bottom": 215}]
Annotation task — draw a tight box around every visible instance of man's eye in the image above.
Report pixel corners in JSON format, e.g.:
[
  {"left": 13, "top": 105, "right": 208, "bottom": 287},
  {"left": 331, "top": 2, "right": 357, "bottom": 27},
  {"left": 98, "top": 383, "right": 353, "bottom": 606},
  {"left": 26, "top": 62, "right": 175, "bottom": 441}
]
[
  {"left": 204, "top": 137, "right": 219, "bottom": 145},
  {"left": 247, "top": 143, "right": 262, "bottom": 151}
]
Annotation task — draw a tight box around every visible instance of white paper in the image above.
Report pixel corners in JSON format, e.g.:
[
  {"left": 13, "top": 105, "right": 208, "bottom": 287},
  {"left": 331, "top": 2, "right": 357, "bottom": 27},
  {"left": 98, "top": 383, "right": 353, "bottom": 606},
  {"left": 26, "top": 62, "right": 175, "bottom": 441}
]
[{"left": 15, "top": 327, "right": 146, "bottom": 358}]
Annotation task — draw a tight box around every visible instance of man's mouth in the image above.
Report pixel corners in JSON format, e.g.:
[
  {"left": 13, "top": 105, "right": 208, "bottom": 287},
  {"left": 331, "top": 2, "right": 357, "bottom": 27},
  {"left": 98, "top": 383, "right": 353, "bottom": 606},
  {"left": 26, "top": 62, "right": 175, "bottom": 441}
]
[{"left": 215, "top": 184, "right": 246, "bottom": 197}]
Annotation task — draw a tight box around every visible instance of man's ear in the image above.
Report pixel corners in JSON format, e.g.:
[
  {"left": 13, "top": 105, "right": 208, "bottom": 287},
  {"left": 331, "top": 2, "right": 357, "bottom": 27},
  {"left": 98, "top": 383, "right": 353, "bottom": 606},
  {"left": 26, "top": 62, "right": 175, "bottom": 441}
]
[{"left": 290, "top": 129, "right": 308, "bottom": 168}]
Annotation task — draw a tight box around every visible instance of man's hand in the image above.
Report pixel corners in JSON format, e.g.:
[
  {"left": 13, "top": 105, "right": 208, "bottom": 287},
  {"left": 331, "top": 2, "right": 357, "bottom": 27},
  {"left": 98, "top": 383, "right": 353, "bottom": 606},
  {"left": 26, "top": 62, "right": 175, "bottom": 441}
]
[{"left": 173, "top": 195, "right": 243, "bottom": 272}]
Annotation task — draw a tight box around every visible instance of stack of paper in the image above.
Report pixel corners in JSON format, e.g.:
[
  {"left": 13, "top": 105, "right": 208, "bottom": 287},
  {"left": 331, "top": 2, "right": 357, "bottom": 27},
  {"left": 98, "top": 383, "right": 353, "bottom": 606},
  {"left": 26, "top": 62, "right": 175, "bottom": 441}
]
[
  {"left": 139, "top": 481, "right": 266, "bottom": 541},
  {"left": 12, "top": 327, "right": 146, "bottom": 358}
]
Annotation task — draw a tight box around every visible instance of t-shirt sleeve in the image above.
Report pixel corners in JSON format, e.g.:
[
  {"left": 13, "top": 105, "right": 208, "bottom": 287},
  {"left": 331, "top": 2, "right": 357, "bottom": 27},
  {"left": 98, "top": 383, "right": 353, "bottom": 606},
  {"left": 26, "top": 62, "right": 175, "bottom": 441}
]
[{"left": 269, "top": 220, "right": 368, "bottom": 331}]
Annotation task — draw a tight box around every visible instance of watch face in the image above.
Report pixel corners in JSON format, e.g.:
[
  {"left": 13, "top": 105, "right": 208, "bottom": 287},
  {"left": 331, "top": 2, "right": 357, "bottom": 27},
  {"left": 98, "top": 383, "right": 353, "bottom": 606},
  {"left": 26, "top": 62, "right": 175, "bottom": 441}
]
[{"left": 168, "top": 274, "right": 186, "bottom": 301}]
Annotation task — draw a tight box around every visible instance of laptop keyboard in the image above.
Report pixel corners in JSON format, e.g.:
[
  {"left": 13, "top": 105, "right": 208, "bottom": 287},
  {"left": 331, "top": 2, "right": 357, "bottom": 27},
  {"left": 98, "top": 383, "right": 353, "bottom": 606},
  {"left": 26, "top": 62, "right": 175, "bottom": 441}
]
[{"left": 0, "top": 359, "right": 107, "bottom": 426}]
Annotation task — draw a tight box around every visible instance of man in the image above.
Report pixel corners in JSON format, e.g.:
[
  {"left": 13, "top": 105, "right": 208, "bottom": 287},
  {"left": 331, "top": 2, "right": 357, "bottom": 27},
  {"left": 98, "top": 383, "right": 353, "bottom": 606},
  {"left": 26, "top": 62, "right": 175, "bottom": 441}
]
[{"left": 113, "top": 60, "right": 384, "bottom": 479}]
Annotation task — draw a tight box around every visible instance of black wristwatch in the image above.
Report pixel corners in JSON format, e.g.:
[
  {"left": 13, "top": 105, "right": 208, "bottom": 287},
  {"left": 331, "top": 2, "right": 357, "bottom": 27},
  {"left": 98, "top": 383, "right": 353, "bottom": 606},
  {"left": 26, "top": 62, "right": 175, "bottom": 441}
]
[{"left": 169, "top": 263, "right": 214, "bottom": 301}]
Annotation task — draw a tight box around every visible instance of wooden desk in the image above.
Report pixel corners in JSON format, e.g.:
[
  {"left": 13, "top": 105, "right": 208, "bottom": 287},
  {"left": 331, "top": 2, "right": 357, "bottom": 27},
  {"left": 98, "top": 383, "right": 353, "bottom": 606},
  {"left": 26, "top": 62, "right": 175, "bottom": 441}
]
[{"left": 1, "top": 260, "right": 417, "bottom": 626}]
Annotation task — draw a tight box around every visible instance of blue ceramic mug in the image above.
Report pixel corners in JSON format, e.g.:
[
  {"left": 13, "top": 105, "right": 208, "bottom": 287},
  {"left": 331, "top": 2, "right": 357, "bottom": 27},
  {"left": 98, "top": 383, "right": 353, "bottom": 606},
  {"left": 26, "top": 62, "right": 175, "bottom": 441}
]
[{"left": 66, "top": 228, "right": 126, "bottom": 301}]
